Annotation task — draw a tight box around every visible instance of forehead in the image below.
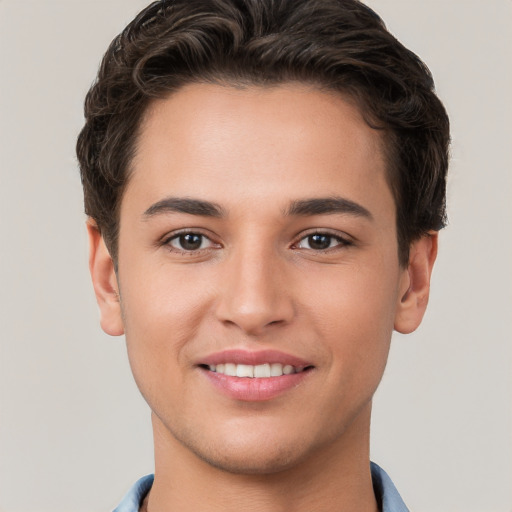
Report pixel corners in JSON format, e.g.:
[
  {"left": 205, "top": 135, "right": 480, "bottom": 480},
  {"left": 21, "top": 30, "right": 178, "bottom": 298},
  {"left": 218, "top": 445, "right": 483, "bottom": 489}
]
[{"left": 126, "top": 83, "right": 392, "bottom": 218}]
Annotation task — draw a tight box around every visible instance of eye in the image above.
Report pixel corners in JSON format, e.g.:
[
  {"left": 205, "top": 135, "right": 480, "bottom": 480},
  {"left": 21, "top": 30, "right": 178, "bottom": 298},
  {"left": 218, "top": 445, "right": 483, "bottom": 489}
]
[
  {"left": 166, "top": 232, "right": 214, "bottom": 252},
  {"left": 295, "top": 233, "right": 350, "bottom": 251}
]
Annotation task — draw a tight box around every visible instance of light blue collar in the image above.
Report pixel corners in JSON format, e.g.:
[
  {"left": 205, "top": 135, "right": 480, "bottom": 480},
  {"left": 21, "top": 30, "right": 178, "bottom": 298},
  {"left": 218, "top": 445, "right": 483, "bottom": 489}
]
[
  {"left": 371, "top": 461, "right": 410, "bottom": 512},
  {"left": 114, "top": 462, "right": 408, "bottom": 511},
  {"left": 113, "top": 474, "right": 153, "bottom": 512}
]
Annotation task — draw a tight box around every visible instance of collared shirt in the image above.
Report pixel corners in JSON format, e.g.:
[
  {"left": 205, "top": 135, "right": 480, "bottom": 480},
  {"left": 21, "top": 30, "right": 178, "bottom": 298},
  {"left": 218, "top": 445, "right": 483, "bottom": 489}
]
[{"left": 113, "top": 462, "right": 409, "bottom": 512}]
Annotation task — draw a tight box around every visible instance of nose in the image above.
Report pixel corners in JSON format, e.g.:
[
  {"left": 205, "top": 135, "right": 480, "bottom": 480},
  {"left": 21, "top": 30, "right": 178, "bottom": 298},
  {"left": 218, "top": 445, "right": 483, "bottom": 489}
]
[{"left": 214, "top": 244, "right": 295, "bottom": 336}]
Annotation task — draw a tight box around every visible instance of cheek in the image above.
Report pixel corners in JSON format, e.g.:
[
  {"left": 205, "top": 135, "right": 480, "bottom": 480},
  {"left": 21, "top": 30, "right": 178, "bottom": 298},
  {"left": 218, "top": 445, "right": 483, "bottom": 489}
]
[
  {"left": 300, "top": 261, "right": 400, "bottom": 370},
  {"left": 118, "top": 264, "right": 214, "bottom": 395},
  {"left": 287, "top": 264, "right": 399, "bottom": 440},
  {"left": 120, "top": 258, "right": 214, "bottom": 333},
  {"left": 304, "top": 257, "right": 399, "bottom": 320}
]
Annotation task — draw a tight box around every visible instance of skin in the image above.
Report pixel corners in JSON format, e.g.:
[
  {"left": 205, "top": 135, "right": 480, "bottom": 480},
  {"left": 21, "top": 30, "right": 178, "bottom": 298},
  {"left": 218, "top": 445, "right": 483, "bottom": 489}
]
[{"left": 88, "top": 83, "right": 437, "bottom": 512}]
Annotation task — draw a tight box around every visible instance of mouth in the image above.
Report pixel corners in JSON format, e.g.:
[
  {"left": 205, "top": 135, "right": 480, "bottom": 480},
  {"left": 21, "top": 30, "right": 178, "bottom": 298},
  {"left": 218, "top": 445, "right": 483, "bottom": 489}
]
[
  {"left": 197, "top": 350, "right": 315, "bottom": 401},
  {"left": 200, "top": 362, "right": 312, "bottom": 378}
]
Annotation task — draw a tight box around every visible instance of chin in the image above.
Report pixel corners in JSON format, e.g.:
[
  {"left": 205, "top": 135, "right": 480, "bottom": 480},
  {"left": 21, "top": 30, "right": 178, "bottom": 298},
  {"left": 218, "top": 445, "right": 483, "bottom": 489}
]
[
  {"left": 171, "top": 420, "right": 312, "bottom": 476},
  {"left": 192, "top": 442, "right": 303, "bottom": 476}
]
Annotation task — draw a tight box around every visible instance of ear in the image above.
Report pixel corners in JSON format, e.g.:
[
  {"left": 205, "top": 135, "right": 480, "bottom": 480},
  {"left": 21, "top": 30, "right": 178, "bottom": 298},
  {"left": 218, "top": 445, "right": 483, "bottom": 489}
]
[
  {"left": 394, "top": 232, "right": 438, "bottom": 334},
  {"left": 86, "top": 219, "right": 124, "bottom": 336}
]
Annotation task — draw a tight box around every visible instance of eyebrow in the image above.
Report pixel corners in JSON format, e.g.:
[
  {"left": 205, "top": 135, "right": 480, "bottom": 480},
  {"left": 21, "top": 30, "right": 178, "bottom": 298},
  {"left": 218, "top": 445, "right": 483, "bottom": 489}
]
[
  {"left": 143, "top": 197, "right": 225, "bottom": 218},
  {"left": 142, "top": 195, "right": 372, "bottom": 221},
  {"left": 285, "top": 197, "right": 373, "bottom": 220}
]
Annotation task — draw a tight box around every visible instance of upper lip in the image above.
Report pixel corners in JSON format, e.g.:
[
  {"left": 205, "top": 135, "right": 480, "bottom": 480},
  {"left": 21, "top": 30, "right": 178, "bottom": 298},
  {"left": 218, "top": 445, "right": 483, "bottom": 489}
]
[{"left": 199, "top": 349, "right": 313, "bottom": 368}]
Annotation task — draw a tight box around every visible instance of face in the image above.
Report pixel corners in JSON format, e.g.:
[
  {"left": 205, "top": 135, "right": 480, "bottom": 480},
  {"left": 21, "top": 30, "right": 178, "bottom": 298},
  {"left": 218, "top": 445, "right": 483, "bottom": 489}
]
[{"left": 91, "top": 83, "right": 432, "bottom": 475}]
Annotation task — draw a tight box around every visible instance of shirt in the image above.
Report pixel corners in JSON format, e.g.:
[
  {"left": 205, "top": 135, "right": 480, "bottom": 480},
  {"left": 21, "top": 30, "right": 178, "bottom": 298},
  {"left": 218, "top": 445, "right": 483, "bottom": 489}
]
[{"left": 113, "top": 461, "right": 409, "bottom": 512}]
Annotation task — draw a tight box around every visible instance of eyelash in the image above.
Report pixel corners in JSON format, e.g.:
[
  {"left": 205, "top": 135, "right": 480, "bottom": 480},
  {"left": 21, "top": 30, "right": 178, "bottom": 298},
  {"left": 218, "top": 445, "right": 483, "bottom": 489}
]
[
  {"left": 162, "top": 230, "right": 218, "bottom": 254},
  {"left": 292, "top": 231, "right": 353, "bottom": 252},
  {"left": 162, "top": 229, "right": 353, "bottom": 255}
]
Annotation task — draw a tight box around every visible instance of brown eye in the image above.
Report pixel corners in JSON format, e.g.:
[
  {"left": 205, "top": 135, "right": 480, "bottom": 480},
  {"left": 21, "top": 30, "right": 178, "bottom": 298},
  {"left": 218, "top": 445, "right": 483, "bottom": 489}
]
[
  {"left": 307, "top": 234, "right": 332, "bottom": 250},
  {"left": 296, "top": 233, "right": 349, "bottom": 251},
  {"left": 168, "top": 233, "right": 211, "bottom": 251}
]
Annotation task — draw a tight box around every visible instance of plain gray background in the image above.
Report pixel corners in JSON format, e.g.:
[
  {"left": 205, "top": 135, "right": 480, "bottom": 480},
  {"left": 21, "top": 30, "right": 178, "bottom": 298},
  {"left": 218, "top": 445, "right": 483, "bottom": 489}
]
[{"left": 0, "top": 0, "right": 511, "bottom": 511}]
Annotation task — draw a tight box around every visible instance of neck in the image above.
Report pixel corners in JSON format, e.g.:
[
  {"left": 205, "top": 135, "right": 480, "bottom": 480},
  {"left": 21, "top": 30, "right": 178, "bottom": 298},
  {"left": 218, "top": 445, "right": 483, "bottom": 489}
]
[{"left": 146, "top": 405, "right": 378, "bottom": 512}]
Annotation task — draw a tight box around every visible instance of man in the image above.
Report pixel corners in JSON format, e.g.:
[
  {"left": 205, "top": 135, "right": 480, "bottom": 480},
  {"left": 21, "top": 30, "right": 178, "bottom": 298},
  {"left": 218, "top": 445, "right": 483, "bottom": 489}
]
[{"left": 76, "top": 0, "right": 449, "bottom": 510}]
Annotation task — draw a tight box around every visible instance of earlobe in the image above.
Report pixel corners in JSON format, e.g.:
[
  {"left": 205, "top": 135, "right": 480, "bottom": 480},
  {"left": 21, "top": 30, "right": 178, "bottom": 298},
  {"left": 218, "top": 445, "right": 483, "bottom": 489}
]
[
  {"left": 86, "top": 220, "right": 124, "bottom": 336},
  {"left": 394, "top": 232, "right": 438, "bottom": 334}
]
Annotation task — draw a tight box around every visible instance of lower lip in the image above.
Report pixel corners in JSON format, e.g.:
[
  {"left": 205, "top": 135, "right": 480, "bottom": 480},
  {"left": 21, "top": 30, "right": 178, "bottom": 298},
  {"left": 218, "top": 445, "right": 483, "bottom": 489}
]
[{"left": 201, "top": 368, "right": 312, "bottom": 401}]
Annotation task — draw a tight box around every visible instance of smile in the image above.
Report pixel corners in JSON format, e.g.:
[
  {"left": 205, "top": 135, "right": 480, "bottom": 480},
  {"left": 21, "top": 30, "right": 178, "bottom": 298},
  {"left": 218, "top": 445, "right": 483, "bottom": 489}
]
[
  {"left": 207, "top": 363, "right": 308, "bottom": 378},
  {"left": 198, "top": 350, "right": 314, "bottom": 401}
]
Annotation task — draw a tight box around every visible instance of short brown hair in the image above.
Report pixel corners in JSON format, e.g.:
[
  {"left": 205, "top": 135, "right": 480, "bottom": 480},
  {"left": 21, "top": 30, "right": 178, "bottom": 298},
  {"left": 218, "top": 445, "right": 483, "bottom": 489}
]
[{"left": 76, "top": 0, "right": 450, "bottom": 265}]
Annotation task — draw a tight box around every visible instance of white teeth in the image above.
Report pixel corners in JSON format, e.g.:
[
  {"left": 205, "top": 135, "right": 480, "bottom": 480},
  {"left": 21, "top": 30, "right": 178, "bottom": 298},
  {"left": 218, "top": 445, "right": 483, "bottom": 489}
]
[
  {"left": 224, "top": 363, "right": 236, "bottom": 377},
  {"left": 236, "top": 364, "right": 254, "bottom": 378},
  {"left": 270, "top": 363, "right": 284, "bottom": 377},
  {"left": 283, "top": 364, "right": 294, "bottom": 375},
  {"left": 254, "top": 363, "right": 271, "bottom": 378},
  {"left": 207, "top": 362, "right": 306, "bottom": 378}
]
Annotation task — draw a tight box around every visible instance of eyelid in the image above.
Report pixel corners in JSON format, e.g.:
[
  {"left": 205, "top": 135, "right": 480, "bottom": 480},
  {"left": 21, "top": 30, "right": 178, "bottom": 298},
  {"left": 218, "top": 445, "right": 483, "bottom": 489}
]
[
  {"left": 292, "top": 229, "right": 354, "bottom": 250},
  {"left": 161, "top": 228, "right": 221, "bottom": 252}
]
